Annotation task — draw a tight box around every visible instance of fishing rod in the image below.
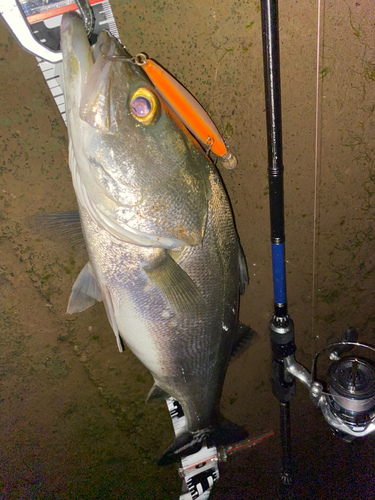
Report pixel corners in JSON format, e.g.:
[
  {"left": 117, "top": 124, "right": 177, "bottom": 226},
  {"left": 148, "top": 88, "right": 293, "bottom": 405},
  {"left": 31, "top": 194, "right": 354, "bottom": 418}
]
[
  {"left": 260, "top": 0, "right": 295, "bottom": 485},
  {"left": 260, "top": 0, "right": 375, "bottom": 488}
]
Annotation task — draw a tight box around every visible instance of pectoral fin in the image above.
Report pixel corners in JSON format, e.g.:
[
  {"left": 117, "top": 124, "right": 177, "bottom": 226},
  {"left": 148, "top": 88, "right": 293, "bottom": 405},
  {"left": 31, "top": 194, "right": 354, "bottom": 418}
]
[
  {"left": 67, "top": 262, "right": 102, "bottom": 313},
  {"left": 143, "top": 252, "right": 205, "bottom": 315}
]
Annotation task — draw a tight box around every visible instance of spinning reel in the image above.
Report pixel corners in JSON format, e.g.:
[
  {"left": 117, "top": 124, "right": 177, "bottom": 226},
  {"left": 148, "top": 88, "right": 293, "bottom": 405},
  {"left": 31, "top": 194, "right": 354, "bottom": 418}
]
[{"left": 285, "top": 329, "right": 375, "bottom": 441}]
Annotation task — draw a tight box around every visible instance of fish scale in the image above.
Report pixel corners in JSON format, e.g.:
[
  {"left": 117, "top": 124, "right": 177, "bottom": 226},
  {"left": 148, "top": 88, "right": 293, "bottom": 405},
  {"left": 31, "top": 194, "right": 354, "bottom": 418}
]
[{"left": 60, "top": 9, "right": 249, "bottom": 470}]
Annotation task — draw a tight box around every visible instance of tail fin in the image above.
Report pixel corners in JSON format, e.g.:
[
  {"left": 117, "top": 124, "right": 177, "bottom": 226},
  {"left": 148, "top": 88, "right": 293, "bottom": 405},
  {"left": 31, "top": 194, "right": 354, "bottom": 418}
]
[
  {"left": 210, "top": 417, "right": 248, "bottom": 447},
  {"left": 158, "top": 429, "right": 209, "bottom": 466},
  {"left": 158, "top": 418, "right": 248, "bottom": 466}
]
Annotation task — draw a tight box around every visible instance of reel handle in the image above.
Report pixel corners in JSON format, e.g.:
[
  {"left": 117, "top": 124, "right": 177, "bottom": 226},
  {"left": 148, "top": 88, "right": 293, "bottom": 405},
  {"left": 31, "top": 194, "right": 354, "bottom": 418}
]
[{"left": 330, "top": 327, "right": 359, "bottom": 360}]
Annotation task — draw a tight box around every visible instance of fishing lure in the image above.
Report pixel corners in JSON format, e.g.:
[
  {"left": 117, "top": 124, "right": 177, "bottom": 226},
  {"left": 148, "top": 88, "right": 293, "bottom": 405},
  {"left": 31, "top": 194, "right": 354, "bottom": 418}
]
[
  {"left": 135, "top": 54, "right": 237, "bottom": 169},
  {"left": 104, "top": 46, "right": 237, "bottom": 170}
]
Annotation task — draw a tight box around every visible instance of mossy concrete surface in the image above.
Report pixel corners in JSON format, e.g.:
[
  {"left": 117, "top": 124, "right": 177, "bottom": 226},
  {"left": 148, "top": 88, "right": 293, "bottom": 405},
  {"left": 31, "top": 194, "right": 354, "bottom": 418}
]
[{"left": 1, "top": 1, "right": 375, "bottom": 498}]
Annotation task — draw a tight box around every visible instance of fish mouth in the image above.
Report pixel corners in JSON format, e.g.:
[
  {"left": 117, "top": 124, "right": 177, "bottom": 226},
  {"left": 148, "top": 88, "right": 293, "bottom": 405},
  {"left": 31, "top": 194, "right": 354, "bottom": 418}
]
[
  {"left": 61, "top": 12, "right": 133, "bottom": 133},
  {"left": 60, "top": 11, "right": 130, "bottom": 76},
  {"left": 60, "top": 12, "right": 93, "bottom": 95}
]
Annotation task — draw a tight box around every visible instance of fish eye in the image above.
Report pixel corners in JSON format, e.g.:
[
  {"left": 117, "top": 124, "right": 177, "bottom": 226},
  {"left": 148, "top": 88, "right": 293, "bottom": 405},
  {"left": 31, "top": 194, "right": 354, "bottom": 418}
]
[
  {"left": 132, "top": 97, "right": 151, "bottom": 117},
  {"left": 130, "top": 88, "right": 160, "bottom": 125}
]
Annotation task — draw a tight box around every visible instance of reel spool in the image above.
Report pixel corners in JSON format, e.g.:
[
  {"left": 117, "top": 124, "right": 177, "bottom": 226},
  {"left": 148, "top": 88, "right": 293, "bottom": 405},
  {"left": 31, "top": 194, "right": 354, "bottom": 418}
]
[
  {"left": 312, "top": 341, "right": 375, "bottom": 440},
  {"left": 327, "top": 357, "right": 375, "bottom": 426}
]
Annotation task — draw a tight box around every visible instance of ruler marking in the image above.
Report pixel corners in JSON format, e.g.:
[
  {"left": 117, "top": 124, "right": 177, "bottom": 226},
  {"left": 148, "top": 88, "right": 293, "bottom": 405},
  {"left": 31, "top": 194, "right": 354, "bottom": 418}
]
[
  {"left": 55, "top": 95, "right": 65, "bottom": 105},
  {"left": 47, "top": 81, "right": 60, "bottom": 90},
  {"left": 43, "top": 69, "right": 57, "bottom": 80},
  {"left": 51, "top": 87, "right": 62, "bottom": 97}
]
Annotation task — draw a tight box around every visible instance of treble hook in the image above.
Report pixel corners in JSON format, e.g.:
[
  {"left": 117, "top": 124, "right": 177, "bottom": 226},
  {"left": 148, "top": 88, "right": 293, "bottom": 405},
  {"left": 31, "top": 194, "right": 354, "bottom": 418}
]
[{"left": 205, "top": 136, "right": 214, "bottom": 155}]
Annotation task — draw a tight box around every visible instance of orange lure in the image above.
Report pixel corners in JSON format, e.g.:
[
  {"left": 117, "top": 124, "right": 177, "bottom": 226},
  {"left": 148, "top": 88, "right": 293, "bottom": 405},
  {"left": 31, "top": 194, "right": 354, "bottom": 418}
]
[{"left": 134, "top": 54, "right": 237, "bottom": 170}]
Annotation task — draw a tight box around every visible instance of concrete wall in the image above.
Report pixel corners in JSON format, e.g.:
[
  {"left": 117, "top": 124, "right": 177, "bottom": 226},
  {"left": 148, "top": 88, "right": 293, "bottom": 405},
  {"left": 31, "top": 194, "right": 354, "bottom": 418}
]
[{"left": 1, "top": 1, "right": 374, "bottom": 498}]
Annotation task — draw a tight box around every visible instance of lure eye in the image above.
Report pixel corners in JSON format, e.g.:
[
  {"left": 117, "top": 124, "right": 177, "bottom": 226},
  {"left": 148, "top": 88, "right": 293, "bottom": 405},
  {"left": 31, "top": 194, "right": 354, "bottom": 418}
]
[{"left": 130, "top": 88, "right": 160, "bottom": 125}]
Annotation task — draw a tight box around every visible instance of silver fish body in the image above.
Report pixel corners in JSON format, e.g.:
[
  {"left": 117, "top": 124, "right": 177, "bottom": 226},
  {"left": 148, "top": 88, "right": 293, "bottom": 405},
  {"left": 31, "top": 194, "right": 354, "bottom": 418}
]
[{"left": 60, "top": 12, "right": 249, "bottom": 462}]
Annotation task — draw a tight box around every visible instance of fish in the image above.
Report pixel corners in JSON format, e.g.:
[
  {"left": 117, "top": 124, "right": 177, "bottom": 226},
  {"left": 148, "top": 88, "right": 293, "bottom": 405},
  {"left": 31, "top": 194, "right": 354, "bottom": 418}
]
[{"left": 60, "top": 12, "right": 253, "bottom": 465}]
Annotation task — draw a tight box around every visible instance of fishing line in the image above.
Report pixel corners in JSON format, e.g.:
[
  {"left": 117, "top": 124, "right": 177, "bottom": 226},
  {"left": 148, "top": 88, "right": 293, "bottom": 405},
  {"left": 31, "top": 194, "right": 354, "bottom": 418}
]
[
  {"left": 312, "top": 0, "right": 323, "bottom": 356},
  {"left": 99, "top": 42, "right": 133, "bottom": 63}
]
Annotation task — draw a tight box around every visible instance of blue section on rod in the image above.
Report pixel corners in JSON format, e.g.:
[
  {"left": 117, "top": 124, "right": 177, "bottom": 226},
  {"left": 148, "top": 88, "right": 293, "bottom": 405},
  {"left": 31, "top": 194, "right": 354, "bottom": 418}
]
[{"left": 272, "top": 243, "right": 286, "bottom": 305}]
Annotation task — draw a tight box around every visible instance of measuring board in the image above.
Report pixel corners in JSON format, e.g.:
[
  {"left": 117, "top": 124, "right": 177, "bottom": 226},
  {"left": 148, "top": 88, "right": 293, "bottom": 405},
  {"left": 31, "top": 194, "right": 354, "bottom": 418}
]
[
  {"left": 0, "top": 2, "right": 220, "bottom": 499},
  {"left": 31, "top": 0, "right": 119, "bottom": 124}
]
